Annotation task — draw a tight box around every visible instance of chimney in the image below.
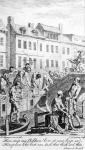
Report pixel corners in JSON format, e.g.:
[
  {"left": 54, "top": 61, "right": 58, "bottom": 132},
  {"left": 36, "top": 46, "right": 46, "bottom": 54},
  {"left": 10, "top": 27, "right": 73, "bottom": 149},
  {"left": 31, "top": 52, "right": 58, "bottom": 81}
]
[
  {"left": 7, "top": 16, "right": 14, "bottom": 26},
  {"left": 58, "top": 23, "right": 63, "bottom": 34},
  {"left": 28, "top": 23, "right": 34, "bottom": 28}
]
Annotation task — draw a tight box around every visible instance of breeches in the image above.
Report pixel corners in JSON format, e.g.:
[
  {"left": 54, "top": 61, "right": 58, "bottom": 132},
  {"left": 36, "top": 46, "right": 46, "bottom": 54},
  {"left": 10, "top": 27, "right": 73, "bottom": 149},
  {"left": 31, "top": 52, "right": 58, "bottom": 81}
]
[
  {"left": 11, "top": 101, "right": 19, "bottom": 112},
  {"left": 52, "top": 110, "right": 65, "bottom": 124}
]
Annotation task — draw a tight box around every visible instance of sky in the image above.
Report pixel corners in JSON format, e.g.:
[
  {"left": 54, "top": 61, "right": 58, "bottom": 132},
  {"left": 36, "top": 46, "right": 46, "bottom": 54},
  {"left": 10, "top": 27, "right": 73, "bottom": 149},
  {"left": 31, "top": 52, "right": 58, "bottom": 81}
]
[{"left": 0, "top": 0, "right": 84, "bottom": 36}]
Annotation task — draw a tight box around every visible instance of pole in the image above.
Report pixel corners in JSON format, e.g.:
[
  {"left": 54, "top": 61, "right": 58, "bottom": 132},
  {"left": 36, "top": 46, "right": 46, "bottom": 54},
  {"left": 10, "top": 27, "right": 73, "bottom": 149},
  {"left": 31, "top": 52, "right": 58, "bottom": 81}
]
[
  {"left": 5, "top": 89, "right": 9, "bottom": 136},
  {"left": 82, "top": 101, "right": 83, "bottom": 119},
  {"left": 5, "top": 115, "right": 9, "bottom": 136}
]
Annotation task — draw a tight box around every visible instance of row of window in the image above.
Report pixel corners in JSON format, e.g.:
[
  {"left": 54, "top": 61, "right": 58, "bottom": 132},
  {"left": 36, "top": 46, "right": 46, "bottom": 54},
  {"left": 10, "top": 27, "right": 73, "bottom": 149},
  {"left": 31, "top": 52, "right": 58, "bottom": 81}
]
[
  {"left": 18, "top": 40, "right": 70, "bottom": 54},
  {"left": 46, "top": 59, "right": 58, "bottom": 68},
  {"left": 18, "top": 56, "right": 27, "bottom": 68},
  {"left": 18, "top": 56, "right": 37, "bottom": 69},
  {"left": 46, "top": 60, "right": 68, "bottom": 68},
  {"left": 18, "top": 57, "right": 59, "bottom": 69},
  {"left": 0, "top": 55, "right": 3, "bottom": 67},
  {"left": 46, "top": 33, "right": 58, "bottom": 40},
  {"left": 62, "top": 47, "right": 70, "bottom": 55},
  {"left": 18, "top": 56, "right": 69, "bottom": 69},
  {"left": 0, "top": 54, "right": 69, "bottom": 69},
  {"left": 46, "top": 45, "right": 58, "bottom": 53},
  {"left": 18, "top": 40, "right": 36, "bottom": 50}
]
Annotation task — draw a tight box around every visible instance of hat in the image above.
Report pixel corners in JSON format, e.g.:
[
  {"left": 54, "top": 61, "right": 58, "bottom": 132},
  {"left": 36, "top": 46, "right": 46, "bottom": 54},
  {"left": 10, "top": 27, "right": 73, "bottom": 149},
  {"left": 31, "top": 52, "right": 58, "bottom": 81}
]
[
  {"left": 75, "top": 77, "right": 80, "bottom": 82},
  {"left": 25, "top": 63, "right": 30, "bottom": 66},
  {"left": 57, "top": 90, "right": 63, "bottom": 97}
]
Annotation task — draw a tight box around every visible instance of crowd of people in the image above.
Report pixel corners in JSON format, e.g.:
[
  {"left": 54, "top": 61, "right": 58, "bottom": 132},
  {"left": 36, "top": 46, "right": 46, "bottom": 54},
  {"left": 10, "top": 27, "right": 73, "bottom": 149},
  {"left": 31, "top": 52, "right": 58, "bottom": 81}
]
[
  {"left": 48, "top": 77, "right": 81, "bottom": 132},
  {"left": 0, "top": 62, "right": 82, "bottom": 132},
  {"left": 0, "top": 63, "right": 53, "bottom": 123}
]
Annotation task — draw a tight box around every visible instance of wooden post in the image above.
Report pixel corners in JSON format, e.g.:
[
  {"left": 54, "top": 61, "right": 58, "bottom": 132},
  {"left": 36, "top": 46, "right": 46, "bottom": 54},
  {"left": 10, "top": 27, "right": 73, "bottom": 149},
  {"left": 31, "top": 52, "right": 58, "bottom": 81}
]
[
  {"left": 5, "top": 115, "right": 9, "bottom": 136},
  {"left": 5, "top": 94, "right": 9, "bottom": 136},
  {"left": 34, "top": 112, "right": 38, "bottom": 127},
  {"left": 82, "top": 101, "right": 83, "bottom": 119}
]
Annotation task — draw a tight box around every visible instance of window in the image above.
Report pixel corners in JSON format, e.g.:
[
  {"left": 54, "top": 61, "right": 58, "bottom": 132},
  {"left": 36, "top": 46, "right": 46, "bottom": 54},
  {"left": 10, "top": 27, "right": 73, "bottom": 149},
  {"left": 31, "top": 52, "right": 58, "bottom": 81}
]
[
  {"left": 2, "top": 104, "right": 5, "bottom": 112},
  {"left": 62, "top": 61, "right": 65, "bottom": 68},
  {"left": 53, "top": 34, "right": 55, "bottom": 39},
  {"left": 51, "top": 45, "right": 54, "bottom": 53},
  {"left": 46, "top": 59, "right": 49, "bottom": 68},
  {"left": 56, "top": 46, "right": 58, "bottom": 53},
  {"left": 82, "top": 58, "right": 85, "bottom": 64},
  {"left": 56, "top": 35, "right": 58, "bottom": 40},
  {"left": 62, "top": 47, "right": 65, "bottom": 54},
  {"left": 23, "top": 41, "right": 27, "bottom": 49},
  {"left": 51, "top": 60, "right": 54, "bottom": 67},
  {"left": 34, "top": 58, "right": 36, "bottom": 69},
  {"left": 50, "top": 34, "right": 52, "bottom": 39},
  {"left": 23, "top": 57, "right": 27, "bottom": 66},
  {"left": 18, "top": 40, "right": 21, "bottom": 48},
  {"left": 0, "top": 37, "right": 4, "bottom": 45},
  {"left": 67, "top": 48, "right": 70, "bottom": 55},
  {"left": 18, "top": 56, "right": 21, "bottom": 67},
  {"left": 30, "top": 99, "right": 33, "bottom": 106},
  {"left": 29, "top": 41, "right": 32, "bottom": 50},
  {"left": 0, "top": 55, "right": 3, "bottom": 67},
  {"left": 40, "top": 43, "right": 42, "bottom": 51},
  {"left": 33, "top": 42, "right": 36, "bottom": 50},
  {"left": 55, "top": 61, "right": 58, "bottom": 67},
  {"left": 46, "top": 45, "right": 49, "bottom": 52},
  {"left": 40, "top": 59, "right": 42, "bottom": 69},
  {"left": 29, "top": 57, "right": 33, "bottom": 65},
  {"left": 48, "top": 33, "right": 50, "bottom": 38}
]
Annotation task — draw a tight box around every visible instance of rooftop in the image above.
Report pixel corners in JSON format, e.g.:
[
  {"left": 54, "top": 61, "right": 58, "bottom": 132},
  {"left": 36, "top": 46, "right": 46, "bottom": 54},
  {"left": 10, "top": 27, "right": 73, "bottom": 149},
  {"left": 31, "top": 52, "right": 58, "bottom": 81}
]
[{"left": 36, "top": 23, "right": 60, "bottom": 33}]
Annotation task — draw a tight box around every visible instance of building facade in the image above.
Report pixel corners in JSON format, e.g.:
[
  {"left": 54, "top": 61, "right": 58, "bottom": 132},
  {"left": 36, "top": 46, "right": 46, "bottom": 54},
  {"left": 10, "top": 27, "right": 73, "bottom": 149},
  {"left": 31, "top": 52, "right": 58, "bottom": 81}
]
[
  {"left": 6, "top": 16, "right": 85, "bottom": 73},
  {"left": 0, "top": 20, "right": 7, "bottom": 70}
]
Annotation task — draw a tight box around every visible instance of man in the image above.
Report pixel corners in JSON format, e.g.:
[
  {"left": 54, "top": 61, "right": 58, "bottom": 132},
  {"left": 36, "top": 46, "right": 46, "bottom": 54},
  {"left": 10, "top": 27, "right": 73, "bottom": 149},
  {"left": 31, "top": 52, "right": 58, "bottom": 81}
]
[
  {"left": 21, "top": 63, "right": 35, "bottom": 109},
  {"left": 51, "top": 90, "right": 75, "bottom": 131},
  {"left": 9, "top": 66, "right": 15, "bottom": 73},
  {"left": 42, "top": 73, "right": 53, "bottom": 92},
  {"left": 68, "top": 77, "right": 81, "bottom": 127},
  {"left": 5, "top": 66, "right": 18, "bottom": 89},
  {"left": 22, "top": 63, "right": 33, "bottom": 88},
  {"left": 10, "top": 81, "right": 22, "bottom": 122}
]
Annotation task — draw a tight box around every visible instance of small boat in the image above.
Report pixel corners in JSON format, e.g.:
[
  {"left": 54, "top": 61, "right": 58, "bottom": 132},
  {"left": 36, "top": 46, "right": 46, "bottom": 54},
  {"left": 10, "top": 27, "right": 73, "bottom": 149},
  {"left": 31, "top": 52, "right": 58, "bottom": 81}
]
[{"left": 0, "top": 116, "right": 30, "bottom": 136}]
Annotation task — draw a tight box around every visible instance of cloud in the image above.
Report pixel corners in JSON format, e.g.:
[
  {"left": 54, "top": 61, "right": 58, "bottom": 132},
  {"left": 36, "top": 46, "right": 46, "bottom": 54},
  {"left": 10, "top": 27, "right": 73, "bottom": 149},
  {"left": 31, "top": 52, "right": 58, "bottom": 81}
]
[
  {"left": 34, "top": 0, "right": 84, "bottom": 21},
  {"left": 0, "top": 0, "right": 83, "bottom": 9},
  {"left": 0, "top": 0, "right": 84, "bottom": 35}
]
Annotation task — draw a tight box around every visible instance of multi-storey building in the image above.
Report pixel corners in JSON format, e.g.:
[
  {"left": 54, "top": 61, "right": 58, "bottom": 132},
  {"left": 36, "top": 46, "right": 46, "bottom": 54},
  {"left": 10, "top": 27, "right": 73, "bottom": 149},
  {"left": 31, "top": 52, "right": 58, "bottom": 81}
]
[{"left": 6, "top": 16, "right": 85, "bottom": 73}]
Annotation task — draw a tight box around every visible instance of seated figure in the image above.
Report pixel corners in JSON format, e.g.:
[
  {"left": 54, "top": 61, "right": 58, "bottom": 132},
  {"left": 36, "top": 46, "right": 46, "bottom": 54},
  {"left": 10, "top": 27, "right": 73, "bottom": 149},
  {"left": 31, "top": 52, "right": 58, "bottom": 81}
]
[{"left": 50, "top": 90, "right": 76, "bottom": 132}]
